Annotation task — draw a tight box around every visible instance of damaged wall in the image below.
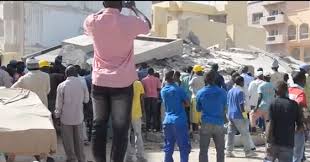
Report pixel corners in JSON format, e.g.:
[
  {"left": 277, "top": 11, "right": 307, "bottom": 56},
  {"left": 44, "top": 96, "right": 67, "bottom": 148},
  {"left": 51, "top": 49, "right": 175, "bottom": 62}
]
[
  {"left": 186, "top": 18, "right": 227, "bottom": 49},
  {"left": 168, "top": 17, "right": 227, "bottom": 49},
  {"left": 227, "top": 24, "right": 266, "bottom": 50}
]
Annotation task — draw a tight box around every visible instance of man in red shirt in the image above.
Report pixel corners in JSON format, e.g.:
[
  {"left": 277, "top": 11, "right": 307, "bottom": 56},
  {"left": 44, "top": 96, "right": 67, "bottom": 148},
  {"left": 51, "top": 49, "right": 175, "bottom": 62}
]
[
  {"left": 83, "top": 1, "right": 151, "bottom": 162},
  {"left": 142, "top": 68, "right": 162, "bottom": 132},
  {"left": 288, "top": 71, "right": 307, "bottom": 162}
]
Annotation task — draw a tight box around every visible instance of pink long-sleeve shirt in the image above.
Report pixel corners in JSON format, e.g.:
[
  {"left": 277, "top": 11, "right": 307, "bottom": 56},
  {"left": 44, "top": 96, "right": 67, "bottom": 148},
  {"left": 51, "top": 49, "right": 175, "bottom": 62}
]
[{"left": 83, "top": 8, "right": 149, "bottom": 88}]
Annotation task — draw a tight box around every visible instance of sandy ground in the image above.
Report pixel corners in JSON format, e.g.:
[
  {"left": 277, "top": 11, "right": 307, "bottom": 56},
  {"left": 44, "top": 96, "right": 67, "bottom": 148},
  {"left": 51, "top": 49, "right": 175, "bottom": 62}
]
[{"left": 13, "top": 135, "right": 310, "bottom": 162}]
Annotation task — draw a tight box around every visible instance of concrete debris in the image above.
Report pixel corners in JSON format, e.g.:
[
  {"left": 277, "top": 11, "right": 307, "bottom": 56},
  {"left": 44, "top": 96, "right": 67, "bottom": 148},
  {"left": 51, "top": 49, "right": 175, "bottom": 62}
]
[
  {"left": 147, "top": 40, "right": 303, "bottom": 80},
  {"left": 29, "top": 35, "right": 183, "bottom": 68}
]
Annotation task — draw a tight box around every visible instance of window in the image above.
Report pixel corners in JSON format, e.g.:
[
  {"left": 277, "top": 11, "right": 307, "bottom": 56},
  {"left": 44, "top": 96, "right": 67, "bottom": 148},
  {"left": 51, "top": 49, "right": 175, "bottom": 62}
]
[
  {"left": 288, "top": 25, "right": 297, "bottom": 40},
  {"left": 300, "top": 23, "right": 309, "bottom": 39},
  {"left": 269, "top": 29, "right": 279, "bottom": 36},
  {"left": 267, "top": 16, "right": 276, "bottom": 21},
  {"left": 291, "top": 48, "right": 300, "bottom": 60},
  {"left": 267, "top": 36, "right": 276, "bottom": 41},
  {"left": 252, "top": 12, "right": 263, "bottom": 24},
  {"left": 271, "top": 10, "right": 279, "bottom": 16}
]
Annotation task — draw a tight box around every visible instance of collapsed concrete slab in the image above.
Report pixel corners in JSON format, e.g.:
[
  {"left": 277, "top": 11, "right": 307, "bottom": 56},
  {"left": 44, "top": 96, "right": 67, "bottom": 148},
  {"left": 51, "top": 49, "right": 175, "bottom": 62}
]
[
  {"left": 22, "top": 35, "right": 183, "bottom": 69},
  {"left": 147, "top": 40, "right": 304, "bottom": 81}
]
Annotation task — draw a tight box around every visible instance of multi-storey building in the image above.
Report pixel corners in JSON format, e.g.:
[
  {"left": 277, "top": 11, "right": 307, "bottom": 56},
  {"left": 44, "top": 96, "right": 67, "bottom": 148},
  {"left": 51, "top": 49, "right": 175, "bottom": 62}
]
[
  {"left": 152, "top": 1, "right": 266, "bottom": 51},
  {"left": 0, "top": 1, "right": 151, "bottom": 65},
  {"left": 248, "top": 1, "right": 310, "bottom": 62}
]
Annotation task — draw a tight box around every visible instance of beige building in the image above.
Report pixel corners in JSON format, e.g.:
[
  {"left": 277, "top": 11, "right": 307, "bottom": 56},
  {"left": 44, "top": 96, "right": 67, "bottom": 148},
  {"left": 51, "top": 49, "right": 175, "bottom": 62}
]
[
  {"left": 152, "top": 1, "right": 266, "bottom": 50},
  {"left": 248, "top": 1, "right": 310, "bottom": 62},
  {"left": 0, "top": 1, "right": 152, "bottom": 65}
]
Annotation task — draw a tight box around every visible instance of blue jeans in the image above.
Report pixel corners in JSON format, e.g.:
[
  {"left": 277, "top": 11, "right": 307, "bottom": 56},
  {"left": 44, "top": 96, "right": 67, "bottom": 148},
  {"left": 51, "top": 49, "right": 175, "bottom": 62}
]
[
  {"left": 257, "top": 117, "right": 265, "bottom": 131},
  {"left": 293, "top": 132, "right": 305, "bottom": 162},
  {"left": 199, "top": 123, "right": 225, "bottom": 162},
  {"left": 226, "top": 119, "right": 253, "bottom": 153},
  {"left": 163, "top": 124, "right": 191, "bottom": 162}
]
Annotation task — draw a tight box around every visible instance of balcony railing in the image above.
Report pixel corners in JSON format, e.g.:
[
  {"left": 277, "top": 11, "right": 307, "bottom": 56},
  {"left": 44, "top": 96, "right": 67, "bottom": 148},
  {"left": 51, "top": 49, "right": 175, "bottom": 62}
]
[
  {"left": 266, "top": 35, "right": 285, "bottom": 44},
  {"left": 260, "top": 14, "right": 285, "bottom": 26}
]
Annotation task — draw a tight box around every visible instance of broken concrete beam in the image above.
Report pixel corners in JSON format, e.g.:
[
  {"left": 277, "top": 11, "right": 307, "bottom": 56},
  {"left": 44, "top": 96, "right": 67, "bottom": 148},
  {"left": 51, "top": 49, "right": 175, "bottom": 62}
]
[
  {"left": 62, "top": 35, "right": 93, "bottom": 54},
  {"left": 134, "top": 37, "right": 183, "bottom": 64},
  {"left": 61, "top": 34, "right": 183, "bottom": 64}
]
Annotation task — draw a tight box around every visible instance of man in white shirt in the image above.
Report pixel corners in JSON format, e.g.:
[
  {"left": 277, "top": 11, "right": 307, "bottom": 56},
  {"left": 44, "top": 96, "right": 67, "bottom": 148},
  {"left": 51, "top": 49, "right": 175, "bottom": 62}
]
[
  {"left": 248, "top": 71, "right": 264, "bottom": 111},
  {"left": 270, "top": 59, "right": 285, "bottom": 87},
  {"left": 12, "top": 58, "right": 50, "bottom": 107},
  {"left": 74, "top": 65, "right": 90, "bottom": 145},
  {"left": 55, "top": 65, "right": 89, "bottom": 162},
  {"left": 240, "top": 66, "right": 254, "bottom": 111}
]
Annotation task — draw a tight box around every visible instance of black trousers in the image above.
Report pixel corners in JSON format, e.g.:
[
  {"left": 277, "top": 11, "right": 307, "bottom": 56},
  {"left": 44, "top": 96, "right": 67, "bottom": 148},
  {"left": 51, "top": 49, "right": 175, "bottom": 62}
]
[
  {"left": 84, "top": 101, "right": 93, "bottom": 142},
  {"left": 144, "top": 97, "right": 160, "bottom": 131},
  {"left": 91, "top": 84, "right": 133, "bottom": 162}
]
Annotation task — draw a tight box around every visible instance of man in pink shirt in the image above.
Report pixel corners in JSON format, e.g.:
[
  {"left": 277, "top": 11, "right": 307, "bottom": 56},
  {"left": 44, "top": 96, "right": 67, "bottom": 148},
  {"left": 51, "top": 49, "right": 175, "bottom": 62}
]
[
  {"left": 83, "top": 1, "right": 151, "bottom": 162},
  {"left": 142, "top": 68, "right": 162, "bottom": 132}
]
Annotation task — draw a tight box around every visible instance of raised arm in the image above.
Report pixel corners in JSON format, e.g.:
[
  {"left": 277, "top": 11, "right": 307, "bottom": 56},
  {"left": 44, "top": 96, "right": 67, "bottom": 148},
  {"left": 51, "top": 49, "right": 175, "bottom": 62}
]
[{"left": 130, "top": 6, "right": 151, "bottom": 29}]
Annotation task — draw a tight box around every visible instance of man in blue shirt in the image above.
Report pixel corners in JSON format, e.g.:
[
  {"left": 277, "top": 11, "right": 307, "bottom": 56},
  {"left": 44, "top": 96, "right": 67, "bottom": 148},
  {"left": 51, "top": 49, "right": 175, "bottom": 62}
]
[
  {"left": 196, "top": 70, "right": 227, "bottom": 162},
  {"left": 161, "top": 70, "right": 191, "bottom": 162},
  {"left": 226, "top": 76, "right": 257, "bottom": 158}
]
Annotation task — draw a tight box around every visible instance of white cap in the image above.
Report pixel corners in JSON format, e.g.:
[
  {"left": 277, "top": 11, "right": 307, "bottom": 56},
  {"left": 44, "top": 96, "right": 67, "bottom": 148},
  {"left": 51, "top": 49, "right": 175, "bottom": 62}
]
[
  {"left": 255, "top": 71, "right": 263, "bottom": 77},
  {"left": 26, "top": 58, "right": 39, "bottom": 70}
]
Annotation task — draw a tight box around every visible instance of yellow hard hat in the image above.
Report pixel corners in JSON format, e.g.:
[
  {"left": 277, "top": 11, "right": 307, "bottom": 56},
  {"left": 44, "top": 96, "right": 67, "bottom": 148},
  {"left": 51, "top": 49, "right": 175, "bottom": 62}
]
[
  {"left": 39, "top": 60, "right": 49, "bottom": 68},
  {"left": 193, "top": 65, "right": 204, "bottom": 73}
]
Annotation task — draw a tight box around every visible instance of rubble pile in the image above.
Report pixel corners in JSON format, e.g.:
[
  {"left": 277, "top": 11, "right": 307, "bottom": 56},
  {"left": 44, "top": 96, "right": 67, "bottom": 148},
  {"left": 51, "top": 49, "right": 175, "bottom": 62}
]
[{"left": 147, "top": 40, "right": 303, "bottom": 80}]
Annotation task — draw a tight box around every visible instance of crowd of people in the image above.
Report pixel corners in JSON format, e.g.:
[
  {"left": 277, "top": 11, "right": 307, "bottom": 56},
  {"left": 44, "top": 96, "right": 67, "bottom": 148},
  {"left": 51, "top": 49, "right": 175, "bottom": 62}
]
[
  {"left": 1, "top": 54, "right": 310, "bottom": 162},
  {"left": 1, "top": 1, "right": 310, "bottom": 162}
]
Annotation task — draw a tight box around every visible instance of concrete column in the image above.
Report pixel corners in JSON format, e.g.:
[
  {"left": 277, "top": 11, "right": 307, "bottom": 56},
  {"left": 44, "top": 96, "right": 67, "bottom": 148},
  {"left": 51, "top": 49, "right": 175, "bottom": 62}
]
[
  {"left": 3, "top": 1, "right": 23, "bottom": 53},
  {"left": 152, "top": 6, "right": 168, "bottom": 37}
]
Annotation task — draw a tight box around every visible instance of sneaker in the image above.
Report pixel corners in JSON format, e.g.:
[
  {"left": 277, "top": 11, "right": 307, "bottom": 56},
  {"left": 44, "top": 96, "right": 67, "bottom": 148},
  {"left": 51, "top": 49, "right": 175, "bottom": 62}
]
[
  {"left": 245, "top": 151, "right": 257, "bottom": 157},
  {"left": 225, "top": 152, "right": 235, "bottom": 157}
]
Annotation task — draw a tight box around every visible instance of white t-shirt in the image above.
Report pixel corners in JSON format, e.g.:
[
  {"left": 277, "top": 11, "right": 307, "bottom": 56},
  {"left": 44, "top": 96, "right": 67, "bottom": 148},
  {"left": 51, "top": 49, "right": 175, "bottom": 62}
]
[{"left": 248, "top": 79, "right": 264, "bottom": 107}]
